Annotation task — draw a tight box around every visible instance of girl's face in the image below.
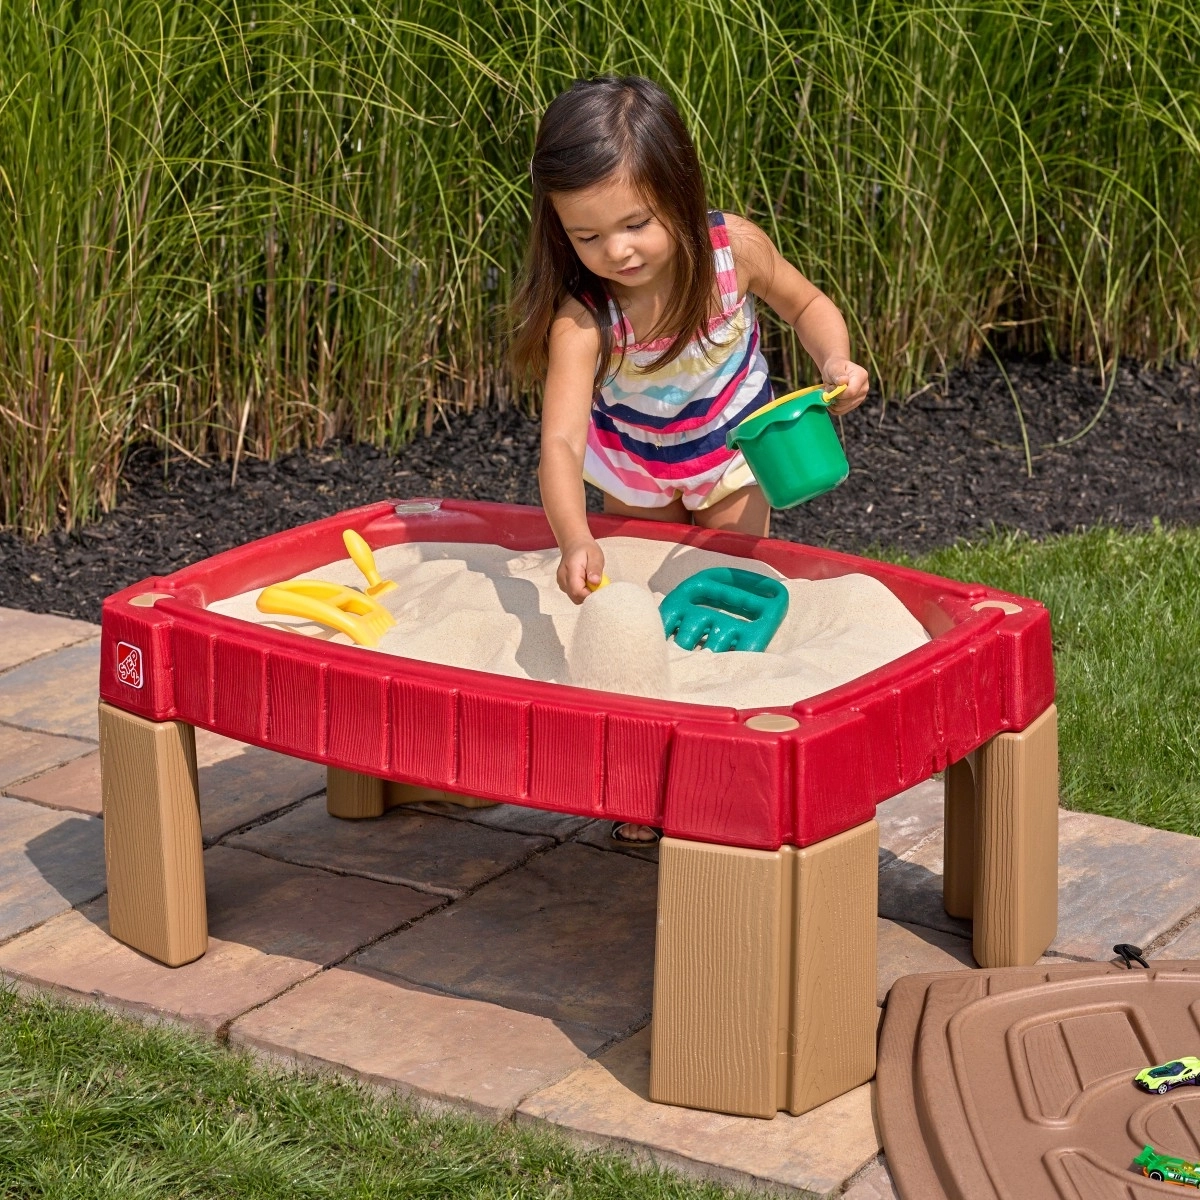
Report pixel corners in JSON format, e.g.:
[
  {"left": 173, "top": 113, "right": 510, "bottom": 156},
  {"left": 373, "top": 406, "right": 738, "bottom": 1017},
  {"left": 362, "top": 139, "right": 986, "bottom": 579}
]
[{"left": 551, "top": 174, "right": 674, "bottom": 290}]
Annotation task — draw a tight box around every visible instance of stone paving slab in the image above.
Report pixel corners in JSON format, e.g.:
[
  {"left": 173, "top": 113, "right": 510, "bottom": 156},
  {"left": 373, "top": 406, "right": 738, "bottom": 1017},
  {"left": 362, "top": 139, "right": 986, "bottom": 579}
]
[
  {"left": 573, "top": 819, "right": 661, "bottom": 861},
  {"left": 0, "top": 900, "right": 316, "bottom": 1034},
  {"left": 517, "top": 1026, "right": 881, "bottom": 1197},
  {"left": 1053, "top": 809, "right": 1200, "bottom": 959},
  {"left": 0, "top": 725, "right": 95, "bottom": 790},
  {"left": 875, "top": 918, "right": 972, "bottom": 1004},
  {"left": 411, "top": 798, "right": 594, "bottom": 843},
  {"left": 3, "top": 750, "right": 102, "bottom": 814},
  {"left": 0, "top": 795, "right": 106, "bottom": 941},
  {"left": 228, "top": 965, "right": 607, "bottom": 1120},
  {"left": 228, "top": 797, "right": 552, "bottom": 897},
  {"left": 0, "top": 607, "right": 98, "bottom": 673},
  {"left": 356, "top": 841, "right": 657, "bottom": 1036},
  {"left": 843, "top": 1158, "right": 900, "bottom": 1200},
  {"left": 1157, "top": 915, "right": 1200, "bottom": 958},
  {"left": 0, "top": 640, "right": 101, "bottom": 740},
  {"left": 875, "top": 778, "right": 944, "bottom": 860},
  {"left": 202, "top": 845, "right": 444, "bottom": 962},
  {"left": 194, "top": 731, "right": 327, "bottom": 841},
  {"left": 877, "top": 832, "right": 970, "bottom": 939}
]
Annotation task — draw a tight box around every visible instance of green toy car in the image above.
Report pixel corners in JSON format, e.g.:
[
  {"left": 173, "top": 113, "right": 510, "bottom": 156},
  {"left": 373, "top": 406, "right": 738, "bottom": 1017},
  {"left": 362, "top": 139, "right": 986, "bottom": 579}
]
[
  {"left": 1134, "top": 1056, "right": 1200, "bottom": 1094},
  {"left": 1133, "top": 1145, "right": 1200, "bottom": 1187}
]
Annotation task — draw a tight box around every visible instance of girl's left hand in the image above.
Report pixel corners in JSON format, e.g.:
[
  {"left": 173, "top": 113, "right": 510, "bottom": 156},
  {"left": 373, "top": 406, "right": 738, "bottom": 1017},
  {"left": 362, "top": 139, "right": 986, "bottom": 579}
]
[{"left": 821, "top": 358, "right": 870, "bottom": 414}]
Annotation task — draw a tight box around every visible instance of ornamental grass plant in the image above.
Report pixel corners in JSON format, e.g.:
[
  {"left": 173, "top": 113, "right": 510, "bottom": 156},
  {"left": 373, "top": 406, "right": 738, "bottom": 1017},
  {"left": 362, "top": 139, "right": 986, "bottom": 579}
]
[{"left": 3, "top": 0, "right": 1199, "bottom": 535}]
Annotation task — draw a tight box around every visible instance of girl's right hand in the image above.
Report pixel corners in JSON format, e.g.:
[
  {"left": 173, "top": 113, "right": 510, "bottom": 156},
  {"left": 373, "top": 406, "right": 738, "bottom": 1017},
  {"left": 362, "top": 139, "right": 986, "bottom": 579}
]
[{"left": 558, "top": 537, "right": 606, "bottom": 604}]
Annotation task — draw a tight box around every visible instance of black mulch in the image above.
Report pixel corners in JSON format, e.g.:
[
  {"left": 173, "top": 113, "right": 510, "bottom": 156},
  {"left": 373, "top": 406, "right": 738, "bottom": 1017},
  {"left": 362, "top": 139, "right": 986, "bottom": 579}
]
[{"left": 2, "top": 356, "right": 1197, "bottom": 624}]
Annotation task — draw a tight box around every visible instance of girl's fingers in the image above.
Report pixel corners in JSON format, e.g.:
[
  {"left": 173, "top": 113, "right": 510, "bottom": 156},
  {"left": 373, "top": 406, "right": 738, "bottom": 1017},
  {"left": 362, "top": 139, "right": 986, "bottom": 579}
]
[
  {"left": 827, "top": 366, "right": 869, "bottom": 414},
  {"left": 570, "top": 561, "right": 590, "bottom": 603},
  {"left": 829, "top": 394, "right": 866, "bottom": 415},
  {"left": 557, "top": 540, "right": 605, "bottom": 603},
  {"left": 585, "top": 548, "right": 606, "bottom": 586},
  {"left": 558, "top": 557, "right": 583, "bottom": 603}
]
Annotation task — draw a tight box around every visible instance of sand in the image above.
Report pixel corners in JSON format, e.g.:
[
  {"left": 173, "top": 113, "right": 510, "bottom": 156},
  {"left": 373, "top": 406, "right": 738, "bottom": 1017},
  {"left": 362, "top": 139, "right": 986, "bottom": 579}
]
[{"left": 208, "top": 537, "right": 930, "bottom": 709}]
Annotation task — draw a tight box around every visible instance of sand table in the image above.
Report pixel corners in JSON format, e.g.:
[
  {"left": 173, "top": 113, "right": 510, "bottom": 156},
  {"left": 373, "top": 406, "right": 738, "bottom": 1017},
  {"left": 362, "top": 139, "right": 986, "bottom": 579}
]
[{"left": 208, "top": 537, "right": 930, "bottom": 709}]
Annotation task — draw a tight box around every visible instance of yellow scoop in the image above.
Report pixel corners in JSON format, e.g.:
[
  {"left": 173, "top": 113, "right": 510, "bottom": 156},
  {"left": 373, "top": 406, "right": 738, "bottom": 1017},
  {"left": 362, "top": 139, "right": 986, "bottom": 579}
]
[
  {"left": 256, "top": 579, "right": 396, "bottom": 647},
  {"left": 343, "top": 529, "right": 397, "bottom": 596}
]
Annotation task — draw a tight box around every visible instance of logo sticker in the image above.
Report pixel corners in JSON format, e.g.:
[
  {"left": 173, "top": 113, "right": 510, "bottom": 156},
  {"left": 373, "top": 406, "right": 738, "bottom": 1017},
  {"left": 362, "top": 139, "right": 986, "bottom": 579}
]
[{"left": 116, "top": 642, "right": 144, "bottom": 689}]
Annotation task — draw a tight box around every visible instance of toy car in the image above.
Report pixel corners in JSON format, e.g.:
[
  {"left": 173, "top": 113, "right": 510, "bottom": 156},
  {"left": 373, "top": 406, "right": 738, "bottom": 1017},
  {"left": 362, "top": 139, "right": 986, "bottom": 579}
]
[
  {"left": 1133, "top": 1145, "right": 1200, "bottom": 1187},
  {"left": 1134, "top": 1056, "right": 1200, "bottom": 1094}
]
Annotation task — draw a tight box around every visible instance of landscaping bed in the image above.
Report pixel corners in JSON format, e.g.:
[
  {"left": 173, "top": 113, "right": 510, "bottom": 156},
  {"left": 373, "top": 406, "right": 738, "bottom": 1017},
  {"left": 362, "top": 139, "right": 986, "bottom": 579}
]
[{"left": 1, "top": 355, "right": 1197, "bottom": 624}]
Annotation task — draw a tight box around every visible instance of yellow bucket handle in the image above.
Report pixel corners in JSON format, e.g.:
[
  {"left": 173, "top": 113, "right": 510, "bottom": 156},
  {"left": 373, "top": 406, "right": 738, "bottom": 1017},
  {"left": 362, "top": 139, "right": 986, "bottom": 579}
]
[{"left": 740, "top": 383, "right": 847, "bottom": 425}]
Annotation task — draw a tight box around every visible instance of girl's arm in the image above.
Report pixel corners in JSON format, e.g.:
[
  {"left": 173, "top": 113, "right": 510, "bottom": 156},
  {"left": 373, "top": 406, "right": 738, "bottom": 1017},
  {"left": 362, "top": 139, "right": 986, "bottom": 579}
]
[
  {"left": 539, "top": 299, "right": 606, "bottom": 602},
  {"left": 725, "top": 214, "right": 869, "bottom": 415}
]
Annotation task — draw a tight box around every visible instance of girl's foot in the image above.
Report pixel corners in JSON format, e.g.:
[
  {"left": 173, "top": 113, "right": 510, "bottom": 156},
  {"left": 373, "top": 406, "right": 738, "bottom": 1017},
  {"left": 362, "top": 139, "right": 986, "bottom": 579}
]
[{"left": 611, "top": 821, "right": 662, "bottom": 845}]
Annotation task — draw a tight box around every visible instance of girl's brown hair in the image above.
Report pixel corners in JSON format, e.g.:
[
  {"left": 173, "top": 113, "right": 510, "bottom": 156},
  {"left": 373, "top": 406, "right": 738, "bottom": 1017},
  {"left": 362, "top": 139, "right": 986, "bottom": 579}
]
[{"left": 510, "top": 76, "right": 717, "bottom": 392}]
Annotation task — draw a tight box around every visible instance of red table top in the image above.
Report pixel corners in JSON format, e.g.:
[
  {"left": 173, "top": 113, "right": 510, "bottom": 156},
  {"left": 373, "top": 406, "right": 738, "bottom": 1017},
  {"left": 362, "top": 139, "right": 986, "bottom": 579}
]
[{"left": 99, "top": 499, "right": 1055, "bottom": 850}]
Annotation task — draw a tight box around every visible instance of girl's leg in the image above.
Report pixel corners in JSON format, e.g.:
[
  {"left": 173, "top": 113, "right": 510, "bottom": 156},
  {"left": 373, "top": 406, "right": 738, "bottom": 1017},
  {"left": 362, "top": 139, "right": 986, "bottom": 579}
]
[
  {"left": 693, "top": 484, "right": 771, "bottom": 536},
  {"left": 602, "top": 491, "right": 691, "bottom": 524},
  {"left": 600, "top": 491, "right": 684, "bottom": 844}
]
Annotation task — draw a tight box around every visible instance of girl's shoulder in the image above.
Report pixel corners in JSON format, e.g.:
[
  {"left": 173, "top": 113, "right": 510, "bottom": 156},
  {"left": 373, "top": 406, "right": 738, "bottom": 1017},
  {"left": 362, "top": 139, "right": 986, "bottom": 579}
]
[
  {"left": 716, "top": 212, "right": 777, "bottom": 298},
  {"left": 718, "top": 212, "right": 774, "bottom": 267},
  {"left": 549, "top": 295, "right": 602, "bottom": 357},
  {"left": 554, "top": 294, "right": 600, "bottom": 326}
]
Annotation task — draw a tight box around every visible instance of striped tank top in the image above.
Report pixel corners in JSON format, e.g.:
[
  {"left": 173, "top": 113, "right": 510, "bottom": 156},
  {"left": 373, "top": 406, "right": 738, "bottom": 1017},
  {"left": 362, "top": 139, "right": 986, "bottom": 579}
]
[{"left": 582, "top": 211, "right": 773, "bottom": 510}]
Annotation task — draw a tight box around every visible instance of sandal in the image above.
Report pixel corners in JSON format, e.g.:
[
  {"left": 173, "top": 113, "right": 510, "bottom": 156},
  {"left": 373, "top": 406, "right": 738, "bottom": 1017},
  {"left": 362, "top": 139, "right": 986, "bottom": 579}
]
[{"left": 610, "top": 821, "right": 662, "bottom": 846}]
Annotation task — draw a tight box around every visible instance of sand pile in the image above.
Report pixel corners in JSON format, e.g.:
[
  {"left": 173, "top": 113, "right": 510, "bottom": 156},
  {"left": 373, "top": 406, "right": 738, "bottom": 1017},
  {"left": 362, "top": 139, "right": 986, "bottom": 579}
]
[
  {"left": 564, "top": 580, "right": 672, "bottom": 697},
  {"left": 209, "top": 536, "right": 930, "bottom": 709}
]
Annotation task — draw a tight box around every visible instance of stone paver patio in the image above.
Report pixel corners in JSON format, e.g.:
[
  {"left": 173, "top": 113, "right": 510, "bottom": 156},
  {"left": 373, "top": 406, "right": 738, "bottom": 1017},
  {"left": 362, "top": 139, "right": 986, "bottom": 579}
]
[{"left": 2, "top": 602, "right": 1199, "bottom": 1197}]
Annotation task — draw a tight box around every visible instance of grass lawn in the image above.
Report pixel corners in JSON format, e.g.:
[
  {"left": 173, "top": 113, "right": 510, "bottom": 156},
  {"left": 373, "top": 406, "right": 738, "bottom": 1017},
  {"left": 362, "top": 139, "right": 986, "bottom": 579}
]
[{"left": 2, "top": 526, "right": 1196, "bottom": 1197}]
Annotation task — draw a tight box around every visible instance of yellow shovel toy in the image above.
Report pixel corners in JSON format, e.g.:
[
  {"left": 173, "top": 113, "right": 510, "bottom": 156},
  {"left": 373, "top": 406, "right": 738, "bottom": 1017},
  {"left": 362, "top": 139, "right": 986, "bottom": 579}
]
[{"left": 256, "top": 579, "right": 395, "bottom": 647}]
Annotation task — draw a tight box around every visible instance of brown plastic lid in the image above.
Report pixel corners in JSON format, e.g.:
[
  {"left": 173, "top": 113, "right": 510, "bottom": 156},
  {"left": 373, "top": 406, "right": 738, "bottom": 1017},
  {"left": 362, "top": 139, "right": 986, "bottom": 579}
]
[{"left": 877, "top": 961, "right": 1200, "bottom": 1199}]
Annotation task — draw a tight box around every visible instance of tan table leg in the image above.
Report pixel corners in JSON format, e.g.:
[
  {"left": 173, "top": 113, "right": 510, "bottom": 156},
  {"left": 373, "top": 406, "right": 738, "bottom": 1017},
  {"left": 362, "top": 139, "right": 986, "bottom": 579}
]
[
  {"left": 98, "top": 702, "right": 207, "bottom": 966},
  {"left": 325, "top": 769, "right": 499, "bottom": 818},
  {"left": 943, "top": 758, "right": 976, "bottom": 919},
  {"left": 942, "top": 704, "right": 1059, "bottom": 967},
  {"left": 326, "top": 766, "right": 386, "bottom": 817},
  {"left": 650, "top": 821, "right": 878, "bottom": 1118}
]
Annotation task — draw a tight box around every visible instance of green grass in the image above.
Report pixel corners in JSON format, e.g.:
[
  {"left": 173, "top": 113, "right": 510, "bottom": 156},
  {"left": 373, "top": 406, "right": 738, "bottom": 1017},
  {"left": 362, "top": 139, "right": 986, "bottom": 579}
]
[
  {"left": 3, "top": 0, "right": 1199, "bottom": 535},
  {"left": 907, "top": 524, "right": 1200, "bottom": 836},
  {"left": 0, "top": 986, "right": 749, "bottom": 1200}
]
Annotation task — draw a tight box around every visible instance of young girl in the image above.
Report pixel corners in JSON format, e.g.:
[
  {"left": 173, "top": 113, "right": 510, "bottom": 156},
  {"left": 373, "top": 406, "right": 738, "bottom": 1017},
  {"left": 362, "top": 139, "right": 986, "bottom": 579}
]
[{"left": 511, "top": 75, "right": 869, "bottom": 841}]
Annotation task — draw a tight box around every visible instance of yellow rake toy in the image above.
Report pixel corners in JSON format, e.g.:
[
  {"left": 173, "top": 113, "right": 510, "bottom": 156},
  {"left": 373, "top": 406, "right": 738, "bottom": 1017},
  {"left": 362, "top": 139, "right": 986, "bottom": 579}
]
[{"left": 256, "top": 579, "right": 396, "bottom": 647}]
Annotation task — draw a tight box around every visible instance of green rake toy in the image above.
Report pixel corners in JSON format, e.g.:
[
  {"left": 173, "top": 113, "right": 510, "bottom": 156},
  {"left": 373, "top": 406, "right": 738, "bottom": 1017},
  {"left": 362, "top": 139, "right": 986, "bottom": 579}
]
[{"left": 659, "top": 567, "right": 789, "bottom": 653}]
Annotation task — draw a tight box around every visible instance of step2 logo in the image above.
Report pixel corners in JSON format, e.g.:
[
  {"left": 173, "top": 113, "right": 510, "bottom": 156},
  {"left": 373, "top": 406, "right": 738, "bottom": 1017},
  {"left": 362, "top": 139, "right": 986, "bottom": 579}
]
[{"left": 116, "top": 642, "right": 144, "bottom": 689}]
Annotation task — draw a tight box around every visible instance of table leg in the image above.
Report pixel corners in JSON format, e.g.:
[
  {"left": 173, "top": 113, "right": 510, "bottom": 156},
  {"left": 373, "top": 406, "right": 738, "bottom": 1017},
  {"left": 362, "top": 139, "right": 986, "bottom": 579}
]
[
  {"left": 943, "top": 705, "right": 1058, "bottom": 966},
  {"left": 326, "top": 767, "right": 386, "bottom": 818},
  {"left": 943, "top": 758, "right": 976, "bottom": 919},
  {"left": 650, "top": 821, "right": 878, "bottom": 1118},
  {"left": 325, "top": 769, "right": 498, "bottom": 817},
  {"left": 972, "top": 703, "right": 1059, "bottom": 967},
  {"left": 98, "top": 702, "right": 207, "bottom": 966}
]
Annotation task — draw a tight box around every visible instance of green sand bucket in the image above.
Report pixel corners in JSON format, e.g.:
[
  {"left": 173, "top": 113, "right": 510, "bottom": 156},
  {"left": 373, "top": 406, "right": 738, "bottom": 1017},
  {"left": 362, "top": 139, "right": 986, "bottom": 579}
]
[{"left": 726, "top": 384, "right": 849, "bottom": 509}]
